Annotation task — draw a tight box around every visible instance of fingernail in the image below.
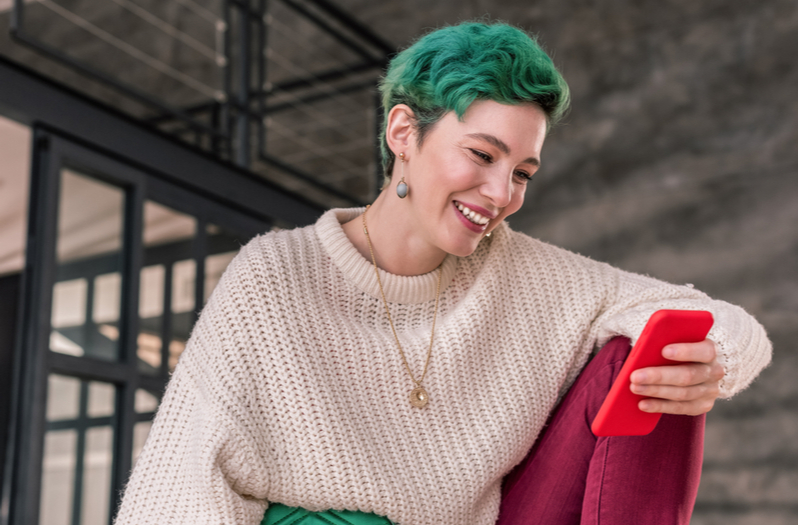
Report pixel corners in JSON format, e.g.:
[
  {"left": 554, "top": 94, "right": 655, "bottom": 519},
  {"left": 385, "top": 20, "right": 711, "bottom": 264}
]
[
  {"left": 631, "top": 384, "right": 645, "bottom": 394},
  {"left": 663, "top": 345, "right": 676, "bottom": 358},
  {"left": 631, "top": 371, "right": 645, "bottom": 383}
]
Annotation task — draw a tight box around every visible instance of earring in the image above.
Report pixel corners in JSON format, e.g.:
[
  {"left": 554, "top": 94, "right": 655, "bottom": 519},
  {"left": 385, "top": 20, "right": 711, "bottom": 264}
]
[{"left": 396, "top": 152, "right": 408, "bottom": 199}]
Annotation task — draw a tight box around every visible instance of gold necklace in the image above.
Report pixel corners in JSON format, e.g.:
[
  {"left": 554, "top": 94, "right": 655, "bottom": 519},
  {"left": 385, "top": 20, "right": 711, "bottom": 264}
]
[{"left": 362, "top": 205, "right": 442, "bottom": 408}]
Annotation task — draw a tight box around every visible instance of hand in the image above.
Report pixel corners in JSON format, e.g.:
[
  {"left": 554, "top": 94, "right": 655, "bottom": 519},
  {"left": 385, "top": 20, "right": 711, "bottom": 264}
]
[{"left": 629, "top": 339, "right": 725, "bottom": 416}]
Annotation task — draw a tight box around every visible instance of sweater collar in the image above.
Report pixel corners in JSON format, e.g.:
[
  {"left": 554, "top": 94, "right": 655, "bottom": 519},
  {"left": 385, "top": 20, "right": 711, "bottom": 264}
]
[{"left": 315, "top": 207, "right": 460, "bottom": 304}]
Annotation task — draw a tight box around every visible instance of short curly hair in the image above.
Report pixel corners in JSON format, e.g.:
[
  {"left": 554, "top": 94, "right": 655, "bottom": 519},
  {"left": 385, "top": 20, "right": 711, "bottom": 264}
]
[{"left": 378, "top": 21, "right": 570, "bottom": 181}]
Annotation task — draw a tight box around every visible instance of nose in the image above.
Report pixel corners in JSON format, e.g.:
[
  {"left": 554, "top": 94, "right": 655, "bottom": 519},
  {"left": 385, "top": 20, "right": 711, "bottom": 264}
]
[{"left": 479, "top": 167, "right": 514, "bottom": 208}]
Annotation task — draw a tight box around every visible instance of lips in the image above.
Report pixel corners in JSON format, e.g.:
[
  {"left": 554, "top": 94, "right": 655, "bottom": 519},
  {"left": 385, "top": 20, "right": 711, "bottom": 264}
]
[{"left": 454, "top": 202, "right": 491, "bottom": 225}]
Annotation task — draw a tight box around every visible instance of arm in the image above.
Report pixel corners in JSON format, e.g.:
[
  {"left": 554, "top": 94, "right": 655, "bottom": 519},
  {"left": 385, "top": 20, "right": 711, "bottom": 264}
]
[
  {"left": 115, "top": 250, "right": 268, "bottom": 524},
  {"left": 593, "top": 266, "right": 772, "bottom": 414},
  {"left": 115, "top": 362, "right": 267, "bottom": 524}
]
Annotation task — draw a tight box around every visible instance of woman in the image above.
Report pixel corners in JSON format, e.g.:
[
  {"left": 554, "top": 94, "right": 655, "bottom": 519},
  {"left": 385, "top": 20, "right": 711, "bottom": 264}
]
[{"left": 114, "top": 22, "right": 771, "bottom": 525}]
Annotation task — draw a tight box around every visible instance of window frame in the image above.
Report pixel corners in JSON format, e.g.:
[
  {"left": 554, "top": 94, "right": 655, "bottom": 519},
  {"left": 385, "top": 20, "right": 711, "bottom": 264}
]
[{"left": 5, "top": 127, "right": 271, "bottom": 525}]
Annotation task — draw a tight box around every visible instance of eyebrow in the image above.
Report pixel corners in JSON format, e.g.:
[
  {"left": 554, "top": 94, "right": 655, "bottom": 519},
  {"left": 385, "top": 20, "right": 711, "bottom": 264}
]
[{"left": 466, "top": 133, "right": 540, "bottom": 167}]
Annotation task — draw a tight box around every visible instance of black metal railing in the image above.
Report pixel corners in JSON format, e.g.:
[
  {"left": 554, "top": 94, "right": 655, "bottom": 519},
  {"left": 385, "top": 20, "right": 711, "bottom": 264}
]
[{"left": 10, "top": 0, "right": 394, "bottom": 205}]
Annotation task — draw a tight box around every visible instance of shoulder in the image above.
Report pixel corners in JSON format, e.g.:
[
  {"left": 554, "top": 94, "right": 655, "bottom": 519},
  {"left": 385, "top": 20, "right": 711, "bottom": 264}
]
[
  {"left": 233, "top": 207, "right": 359, "bottom": 273},
  {"left": 473, "top": 223, "right": 622, "bottom": 311},
  {"left": 229, "top": 224, "right": 319, "bottom": 274},
  {"left": 205, "top": 224, "right": 320, "bottom": 312},
  {"left": 491, "top": 222, "right": 616, "bottom": 280}
]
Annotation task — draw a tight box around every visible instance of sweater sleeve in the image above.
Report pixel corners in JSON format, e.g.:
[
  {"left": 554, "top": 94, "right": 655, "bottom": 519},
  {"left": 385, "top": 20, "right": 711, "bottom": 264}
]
[
  {"left": 591, "top": 265, "right": 772, "bottom": 398},
  {"left": 114, "top": 248, "right": 269, "bottom": 524}
]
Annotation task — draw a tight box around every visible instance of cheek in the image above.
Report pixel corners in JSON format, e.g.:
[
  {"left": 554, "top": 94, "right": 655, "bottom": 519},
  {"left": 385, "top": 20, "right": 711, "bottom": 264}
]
[
  {"left": 441, "top": 155, "right": 482, "bottom": 186},
  {"left": 503, "top": 187, "right": 527, "bottom": 218},
  {"left": 488, "top": 189, "right": 525, "bottom": 232}
]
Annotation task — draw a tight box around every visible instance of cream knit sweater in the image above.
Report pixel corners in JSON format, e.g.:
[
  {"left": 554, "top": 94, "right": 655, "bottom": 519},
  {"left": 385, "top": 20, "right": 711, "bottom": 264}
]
[{"left": 115, "top": 208, "right": 771, "bottom": 525}]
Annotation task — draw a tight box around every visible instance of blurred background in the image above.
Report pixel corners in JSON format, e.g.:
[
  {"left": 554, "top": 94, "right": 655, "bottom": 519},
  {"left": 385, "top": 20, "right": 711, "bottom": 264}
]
[{"left": 0, "top": 0, "right": 795, "bottom": 524}]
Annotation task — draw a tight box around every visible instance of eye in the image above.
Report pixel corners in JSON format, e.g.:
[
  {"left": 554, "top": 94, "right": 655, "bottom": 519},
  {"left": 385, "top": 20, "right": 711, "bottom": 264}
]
[
  {"left": 470, "top": 149, "right": 492, "bottom": 163},
  {"left": 514, "top": 170, "right": 532, "bottom": 182}
]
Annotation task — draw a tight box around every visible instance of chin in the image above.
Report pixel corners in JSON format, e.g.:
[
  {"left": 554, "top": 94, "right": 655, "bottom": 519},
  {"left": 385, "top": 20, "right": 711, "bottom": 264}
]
[{"left": 445, "top": 238, "right": 483, "bottom": 258}]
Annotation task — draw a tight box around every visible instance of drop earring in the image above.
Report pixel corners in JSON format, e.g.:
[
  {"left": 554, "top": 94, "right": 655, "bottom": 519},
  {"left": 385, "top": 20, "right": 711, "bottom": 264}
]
[{"left": 396, "top": 152, "right": 408, "bottom": 199}]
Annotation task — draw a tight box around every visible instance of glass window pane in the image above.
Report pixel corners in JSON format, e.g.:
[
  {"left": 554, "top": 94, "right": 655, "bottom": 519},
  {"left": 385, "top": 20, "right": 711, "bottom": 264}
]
[
  {"left": 81, "top": 427, "right": 113, "bottom": 525},
  {"left": 140, "top": 201, "right": 197, "bottom": 374},
  {"left": 204, "top": 252, "right": 234, "bottom": 300},
  {"left": 51, "top": 279, "right": 87, "bottom": 328},
  {"left": 132, "top": 422, "right": 152, "bottom": 469},
  {"left": 87, "top": 382, "right": 115, "bottom": 418},
  {"left": 0, "top": 115, "right": 32, "bottom": 276},
  {"left": 41, "top": 376, "right": 117, "bottom": 525},
  {"left": 139, "top": 265, "right": 165, "bottom": 319},
  {"left": 134, "top": 389, "right": 159, "bottom": 413},
  {"left": 132, "top": 389, "right": 161, "bottom": 467},
  {"left": 93, "top": 272, "right": 121, "bottom": 324},
  {"left": 51, "top": 170, "right": 124, "bottom": 362},
  {"left": 142, "top": 201, "right": 196, "bottom": 247},
  {"left": 46, "top": 375, "right": 81, "bottom": 422},
  {"left": 170, "top": 259, "right": 195, "bottom": 370},
  {"left": 39, "top": 430, "right": 77, "bottom": 525},
  {"left": 171, "top": 259, "right": 196, "bottom": 314},
  {"left": 204, "top": 223, "right": 251, "bottom": 303},
  {"left": 137, "top": 264, "right": 165, "bottom": 374}
]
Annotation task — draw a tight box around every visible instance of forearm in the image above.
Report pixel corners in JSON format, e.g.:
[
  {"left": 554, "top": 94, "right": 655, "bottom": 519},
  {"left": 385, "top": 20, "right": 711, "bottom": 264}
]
[{"left": 593, "top": 266, "right": 772, "bottom": 398}]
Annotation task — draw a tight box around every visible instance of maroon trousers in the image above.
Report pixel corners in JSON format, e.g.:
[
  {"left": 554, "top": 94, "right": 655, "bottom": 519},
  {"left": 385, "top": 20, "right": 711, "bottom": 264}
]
[{"left": 497, "top": 337, "right": 705, "bottom": 525}]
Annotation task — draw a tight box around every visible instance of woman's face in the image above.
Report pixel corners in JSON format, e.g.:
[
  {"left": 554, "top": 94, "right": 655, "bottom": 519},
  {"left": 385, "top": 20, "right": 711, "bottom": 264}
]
[{"left": 403, "top": 99, "right": 548, "bottom": 257}]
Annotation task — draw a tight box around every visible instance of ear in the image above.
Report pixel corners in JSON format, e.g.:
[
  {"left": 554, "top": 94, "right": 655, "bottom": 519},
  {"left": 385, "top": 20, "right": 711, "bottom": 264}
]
[{"left": 385, "top": 104, "right": 416, "bottom": 156}]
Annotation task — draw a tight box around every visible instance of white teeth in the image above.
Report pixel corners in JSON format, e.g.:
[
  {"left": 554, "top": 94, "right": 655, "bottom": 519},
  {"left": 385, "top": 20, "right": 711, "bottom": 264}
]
[{"left": 455, "top": 202, "right": 490, "bottom": 225}]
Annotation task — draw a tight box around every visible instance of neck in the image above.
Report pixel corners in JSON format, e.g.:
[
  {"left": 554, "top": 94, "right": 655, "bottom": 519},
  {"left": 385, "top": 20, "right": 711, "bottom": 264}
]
[{"left": 342, "top": 190, "right": 447, "bottom": 276}]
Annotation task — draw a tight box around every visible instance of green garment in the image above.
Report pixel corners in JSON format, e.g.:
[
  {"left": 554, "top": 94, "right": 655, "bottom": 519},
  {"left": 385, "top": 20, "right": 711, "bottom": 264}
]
[{"left": 261, "top": 503, "right": 395, "bottom": 525}]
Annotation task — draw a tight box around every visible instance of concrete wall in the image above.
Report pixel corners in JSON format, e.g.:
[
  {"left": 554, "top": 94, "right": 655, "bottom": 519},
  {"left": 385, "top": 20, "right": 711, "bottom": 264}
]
[
  {"left": 0, "top": 0, "right": 795, "bottom": 522},
  {"left": 335, "top": 0, "right": 797, "bottom": 523}
]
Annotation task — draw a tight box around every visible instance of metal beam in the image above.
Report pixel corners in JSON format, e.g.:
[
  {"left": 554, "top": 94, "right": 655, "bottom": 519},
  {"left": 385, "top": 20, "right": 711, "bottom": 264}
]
[
  {"left": 9, "top": 29, "right": 226, "bottom": 142},
  {"left": 235, "top": 1, "right": 253, "bottom": 168},
  {"left": 147, "top": 59, "right": 384, "bottom": 125},
  {"left": 0, "top": 57, "right": 324, "bottom": 228},
  {"left": 263, "top": 78, "right": 377, "bottom": 114},
  {"left": 265, "top": 59, "right": 384, "bottom": 94},
  {"left": 301, "top": 0, "right": 395, "bottom": 55},
  {"left": 279, "top": 0, "right": 380, "bottom": 63},
  {"left": 258, "top": 151, "right": 365, "bottom": 205}
]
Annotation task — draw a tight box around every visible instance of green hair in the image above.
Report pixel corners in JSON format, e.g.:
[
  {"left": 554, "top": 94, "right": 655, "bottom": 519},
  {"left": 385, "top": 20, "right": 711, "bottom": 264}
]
[{"left": 378, "top": 21, "right": 570, "bottom": 180}]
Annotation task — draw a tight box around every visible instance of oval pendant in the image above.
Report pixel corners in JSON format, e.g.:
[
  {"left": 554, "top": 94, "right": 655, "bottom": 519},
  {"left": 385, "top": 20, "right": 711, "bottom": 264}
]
[
  {"left": 409, "top": 387, "right": 429, "bottom": 408},
  {"left": 396, "top": 181, "right": 408, "bottom": 198}
]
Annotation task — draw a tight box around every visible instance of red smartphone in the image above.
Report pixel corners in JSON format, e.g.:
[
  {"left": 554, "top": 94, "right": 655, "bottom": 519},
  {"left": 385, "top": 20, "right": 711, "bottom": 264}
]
[{"left": 591, "top": 309, "right": 714, "bottom": 437}]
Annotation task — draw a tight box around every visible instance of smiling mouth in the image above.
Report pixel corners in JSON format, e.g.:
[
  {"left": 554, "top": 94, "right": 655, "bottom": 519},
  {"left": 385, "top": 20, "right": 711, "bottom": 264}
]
[{"left": 454, "top": 201, "right": 491, "bottom": 225}]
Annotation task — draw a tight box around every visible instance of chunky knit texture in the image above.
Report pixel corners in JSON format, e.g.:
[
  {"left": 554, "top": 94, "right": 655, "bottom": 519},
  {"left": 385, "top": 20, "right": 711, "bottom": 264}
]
[{"left": 115, "top": 208, "right": 772, "bottom": 525}]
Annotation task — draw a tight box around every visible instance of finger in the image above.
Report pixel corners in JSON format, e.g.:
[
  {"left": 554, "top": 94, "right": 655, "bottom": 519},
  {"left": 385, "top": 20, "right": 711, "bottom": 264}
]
[
  {"left": 710, "top": 359, "right": 725, "bottom": 381},
  {"left": 662, "top": 339, "right": 717, "bottom": 363},
  {"left": 630, "top": 381, "right": 719, "bottom": 402},
  {"left": 638, "top": 397, "right": 716, "bottom": 416},
  {"left": 630, "top": 362, "right": 714, "bottom": 386}
]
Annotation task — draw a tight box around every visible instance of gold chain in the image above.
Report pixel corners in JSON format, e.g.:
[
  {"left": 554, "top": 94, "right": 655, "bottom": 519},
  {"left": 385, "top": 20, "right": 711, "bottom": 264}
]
[{"left": 362, "top": 205, "right": 442, "bottom": 407}]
